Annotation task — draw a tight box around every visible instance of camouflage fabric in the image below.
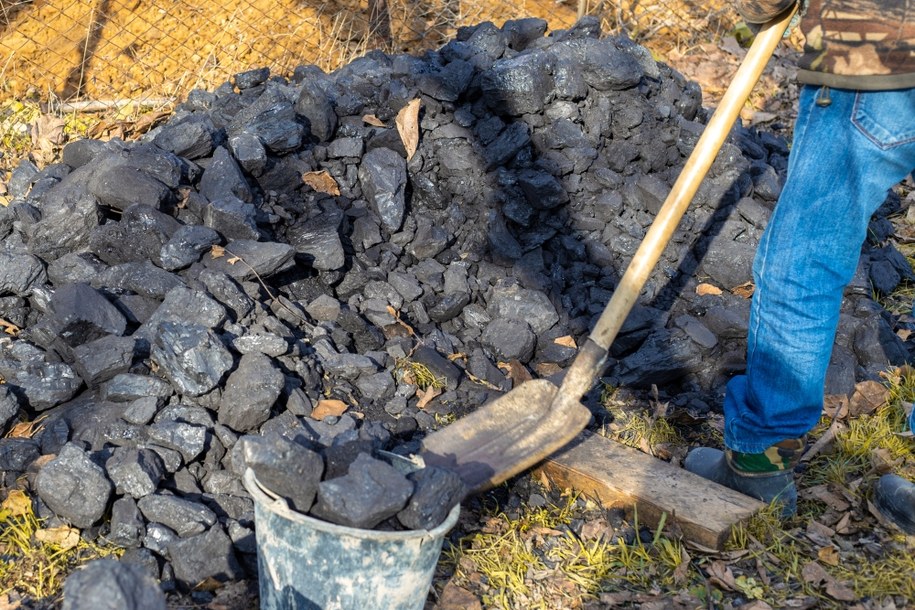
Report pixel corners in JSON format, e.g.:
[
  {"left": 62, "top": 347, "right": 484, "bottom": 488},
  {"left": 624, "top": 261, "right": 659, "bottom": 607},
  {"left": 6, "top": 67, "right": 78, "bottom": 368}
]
[
  {"left": 726, "top": 437, "right": 805, "bottom": 473},
  {"left": 736, "top": 0, "right": 915, "bottom": 90}
]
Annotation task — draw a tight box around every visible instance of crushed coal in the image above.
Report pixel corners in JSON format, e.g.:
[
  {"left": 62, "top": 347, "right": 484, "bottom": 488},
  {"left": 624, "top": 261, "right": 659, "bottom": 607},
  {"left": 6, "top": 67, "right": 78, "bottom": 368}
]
[{"left": 1, "top": 15, "right": 912, "bottom": 598}]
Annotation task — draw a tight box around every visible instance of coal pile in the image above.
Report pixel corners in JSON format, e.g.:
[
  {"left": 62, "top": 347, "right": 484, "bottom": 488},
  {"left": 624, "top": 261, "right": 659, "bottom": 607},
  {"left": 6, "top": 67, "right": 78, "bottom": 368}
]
[{"left": 1, "top": 15, "right": 912, "bottom": 598}]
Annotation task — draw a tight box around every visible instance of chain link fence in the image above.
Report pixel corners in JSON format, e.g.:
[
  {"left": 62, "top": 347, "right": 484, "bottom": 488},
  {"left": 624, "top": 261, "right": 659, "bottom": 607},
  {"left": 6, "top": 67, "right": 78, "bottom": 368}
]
[{"left": 0, "top": 0, "right": 735, "bottom": 173}]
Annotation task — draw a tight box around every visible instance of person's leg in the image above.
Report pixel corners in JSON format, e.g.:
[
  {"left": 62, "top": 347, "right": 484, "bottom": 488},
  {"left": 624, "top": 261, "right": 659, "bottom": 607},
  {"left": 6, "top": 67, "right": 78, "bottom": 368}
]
[
  {"left": 727, "top": 85, "right": 915, "bottom": 452},
  {"left": 687, "top": 86, "right": 915, "bottom": 512}
]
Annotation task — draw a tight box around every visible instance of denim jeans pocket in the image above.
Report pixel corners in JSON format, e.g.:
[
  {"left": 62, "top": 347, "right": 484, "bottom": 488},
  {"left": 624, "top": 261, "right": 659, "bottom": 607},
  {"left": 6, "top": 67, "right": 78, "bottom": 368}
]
[{"left": 852, "top": 89, "right": 915, "bottom": 149}]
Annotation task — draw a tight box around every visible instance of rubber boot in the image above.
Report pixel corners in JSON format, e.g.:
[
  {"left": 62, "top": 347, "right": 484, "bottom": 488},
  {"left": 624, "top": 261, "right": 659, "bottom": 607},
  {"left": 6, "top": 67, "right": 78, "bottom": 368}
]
[
  {"left": 873, "top": 474, "right": 915, "bottom": 535},
  {"left": 684, "top": 447, "right": 798, "bottom": 517}
]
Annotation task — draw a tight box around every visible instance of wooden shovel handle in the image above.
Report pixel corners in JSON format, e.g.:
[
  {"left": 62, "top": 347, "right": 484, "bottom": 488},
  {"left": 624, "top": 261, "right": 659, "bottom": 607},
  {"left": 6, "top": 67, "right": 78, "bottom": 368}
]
[{"left": 558, "top": 7, "right": 799, "bottom": 399}]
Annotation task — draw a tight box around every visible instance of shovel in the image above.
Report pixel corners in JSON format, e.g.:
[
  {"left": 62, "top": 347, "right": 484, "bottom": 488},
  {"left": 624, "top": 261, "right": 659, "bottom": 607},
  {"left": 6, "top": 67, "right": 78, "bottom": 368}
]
[{"left": 420, "top": 8, "right": 799, "bottom": 494}]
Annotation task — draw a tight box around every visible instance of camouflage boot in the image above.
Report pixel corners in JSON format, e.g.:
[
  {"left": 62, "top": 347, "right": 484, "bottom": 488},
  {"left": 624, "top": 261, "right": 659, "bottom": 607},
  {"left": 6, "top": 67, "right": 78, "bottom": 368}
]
[
  {"left": 873, "top": 474, "right": 915, "bottom": 535},
  {"left": 683, "top": 438, "right": 805, "bottom": 517}
]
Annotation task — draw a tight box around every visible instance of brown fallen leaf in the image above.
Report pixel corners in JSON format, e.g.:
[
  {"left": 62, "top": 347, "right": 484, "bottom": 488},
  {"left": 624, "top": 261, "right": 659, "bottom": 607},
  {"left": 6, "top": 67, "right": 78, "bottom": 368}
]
[
  {"left": 848, "top": 379, "right": 889, "bottom": 417},
  {"left": 801, "top": 560, "right": 830, "bottom": 585},
  {"left": 434, "top": 581, "right": 482, "bottom": 610},
  {"left": 498, "top": 359, "right": 532, "bottom": 388},
  {"left": 395, "top": 98, "right": 421, "bottom": 160},
  {"left": 731, "top": 281, "right": 755, "bottom": 298},
  {"left": 821, "top": 394, "right": 849, "bottom": 420},
  {"left": 817, "top": 546, "right": 840, "bottom": 567},
  {"left": 6, "top": 415, "right": 46, "bottom": 439},
  {"left": 226, "top": 256, "right": 241, "bottom": 265},
  {"left": 553, "top": 335, "right": 577, "bottom": 348},
  {"left": 1, "top": 490, "right": 32, "bottom": 517},
  {"left": 210, "top": 245, "right": 226, "bottom": 258},
  {"left": 0, "top": 318, "right": 20, "bottom": 337},
  {"left": 696, "top": 282, "right": 723, "bottom": 296},
  {"left": 706, "top": 560, "right": 738, "bottom": 591},
  {"left": 416, "top": 386, "right": 442, "bottom": 410},
  {"left": 311, "top": 399, "right": 348, "bottom": 420},
  {"left": 302, "top": 170, "right": 341, "bottom": 196},
  {"left": 805, "top": 484, "right": 851, "bottom": 512},
  {"left": 824, "top": 579, "right": 857, "bottom": 602},
  {"left": 35, "top": 525, "right": 80, "bottom": 550},
  {"left": 362, "top": 114, "right": 386, "bottom": 127}
]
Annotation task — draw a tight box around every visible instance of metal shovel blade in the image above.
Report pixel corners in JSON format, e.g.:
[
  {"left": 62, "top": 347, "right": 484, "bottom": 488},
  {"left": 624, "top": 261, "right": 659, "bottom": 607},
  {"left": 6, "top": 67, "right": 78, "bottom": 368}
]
[
  {"left": 421, "top": 379, "right": 591, "bottom": 494},
  {"left": 420, "top": 8, "right": 797, "bottom": 497}
]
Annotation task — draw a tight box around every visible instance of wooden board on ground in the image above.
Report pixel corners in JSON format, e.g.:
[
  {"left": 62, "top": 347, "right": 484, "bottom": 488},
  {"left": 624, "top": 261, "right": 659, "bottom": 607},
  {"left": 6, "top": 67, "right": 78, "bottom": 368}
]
[{"left": 534, "top": 430, "right": 765, "bottom": 550}]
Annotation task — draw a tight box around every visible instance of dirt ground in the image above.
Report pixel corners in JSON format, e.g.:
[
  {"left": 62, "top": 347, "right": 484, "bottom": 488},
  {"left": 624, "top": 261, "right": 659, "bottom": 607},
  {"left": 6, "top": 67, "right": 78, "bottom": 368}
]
[{"left": 0, "top": 0, "right": 580, "bottom": 103}]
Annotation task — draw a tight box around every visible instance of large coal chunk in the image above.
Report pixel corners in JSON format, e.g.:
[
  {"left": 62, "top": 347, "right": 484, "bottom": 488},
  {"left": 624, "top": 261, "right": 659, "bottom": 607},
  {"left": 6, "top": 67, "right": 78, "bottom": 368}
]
[
  {"left": 88, "top": 165, "right": 172, "bottom": 211},
  {"left": 36, "top": 443, "right": 113, "bottom": 528},
  {"left": 311, "top": 453, "right": 413, "bottom": 529},
  {"left": 151, "top": 321, "right": 234, "bottom": 396},
  {"left": 218, "top": 352, "right": 285, "bottom": 432},
  {"left": 0, "top": 252, "right": 46, "bottom": 296},
  {"left": 45, "top": 283, "right": 127, "bottom": 347},
  {"left": 71, "top": 335, "right": 137, "bottom": 387},
  {"left": 62, "top": 557, "right": 166, "bottom": 610},
  {"left": 137, "top": 493, "right": 217, "bottom": 537},
  {"left": 358, "top": 147, "right": 407, "bottom": 232},
  {"left": 106, "top": 447, "right": 166, "bottom": 499},
  {"left": 0, "top": 341, "right": 81, "bottom": 410},
  {"left": 167, "top": 525, "right": 244, "bottom": 587},
  {"left": 481, "top": 52, "right": 554, "bottom": 116},
  {"left": 396, "top": 466, "right": 465, "bottom": 530},
  {"left": 242, "top": 434, "right": 324, "bottom": 512}
]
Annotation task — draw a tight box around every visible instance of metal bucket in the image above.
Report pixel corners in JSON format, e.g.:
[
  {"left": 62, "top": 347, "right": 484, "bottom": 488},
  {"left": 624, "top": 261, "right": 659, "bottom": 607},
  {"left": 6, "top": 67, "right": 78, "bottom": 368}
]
[{"left": 243, "top": 460, "right": 460, "bottom": 610}]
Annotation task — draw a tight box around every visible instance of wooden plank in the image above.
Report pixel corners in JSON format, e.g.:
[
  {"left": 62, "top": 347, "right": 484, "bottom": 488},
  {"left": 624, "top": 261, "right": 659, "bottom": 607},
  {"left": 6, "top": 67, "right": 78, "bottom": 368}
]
[{"left": 534, "top": 430, "right": 765, "bottom": 549}]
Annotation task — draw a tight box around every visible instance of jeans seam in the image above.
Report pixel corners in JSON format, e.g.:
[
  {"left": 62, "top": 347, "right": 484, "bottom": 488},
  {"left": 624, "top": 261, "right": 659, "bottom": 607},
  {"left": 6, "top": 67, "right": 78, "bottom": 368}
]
[{"left": 851, "top": 92, "right": 915, "bottom": 150}]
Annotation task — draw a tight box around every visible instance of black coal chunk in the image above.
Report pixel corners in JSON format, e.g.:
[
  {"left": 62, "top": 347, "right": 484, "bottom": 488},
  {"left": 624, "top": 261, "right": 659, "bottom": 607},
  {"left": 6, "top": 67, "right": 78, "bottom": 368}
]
[
  {"left": 396, "top": 465, "right": 465, "bottom": 530},
  {"left": 62, "top": 557, "right": 166, "bottom": 610},
  {"left": 242, "top": 434, "right": 324, "bottom": 512},
  {"left": 36, "top": 443, "right": 114, "bottom": 528},
  {"left": 311, "top": 453, "right": 413, "bottom": 529}
]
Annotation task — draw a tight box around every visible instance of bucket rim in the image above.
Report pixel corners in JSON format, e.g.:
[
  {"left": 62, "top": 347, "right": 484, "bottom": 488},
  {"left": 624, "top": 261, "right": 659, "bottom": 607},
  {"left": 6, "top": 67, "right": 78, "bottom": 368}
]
[{"left": 243, "top": 467, "right": 461, "bottom": 541}]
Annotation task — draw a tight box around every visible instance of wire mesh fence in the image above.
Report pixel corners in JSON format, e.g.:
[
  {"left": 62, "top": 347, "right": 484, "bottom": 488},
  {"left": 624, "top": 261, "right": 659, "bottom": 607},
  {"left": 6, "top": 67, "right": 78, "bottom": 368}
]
[{"left": 0, "top": 0, "right": 736, "bottom": 173}]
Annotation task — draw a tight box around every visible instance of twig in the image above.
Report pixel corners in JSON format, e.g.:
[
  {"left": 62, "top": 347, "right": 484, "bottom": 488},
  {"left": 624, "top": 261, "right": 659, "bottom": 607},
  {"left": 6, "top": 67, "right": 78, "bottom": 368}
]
[{"left": 800, "top": 414, "right": 846, "bottom": 463}]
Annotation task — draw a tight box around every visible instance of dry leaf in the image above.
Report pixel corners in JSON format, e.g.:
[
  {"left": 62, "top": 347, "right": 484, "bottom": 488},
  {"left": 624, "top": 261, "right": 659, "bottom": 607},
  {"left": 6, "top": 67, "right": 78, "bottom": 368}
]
[
  {"left": 833, "top": 512, "right": 854, "bottom": 535},
  {"left": 302, "top": 170, "right": 341, "bottom": 196},
  {"left": 869, "top": 447, "right": 899, "bottom": 474},
  {"left": 801, "top": 561, "right": 830, "bottom": 585},
  {"left": 534, "top": 362, "right": 563, "bottom": 377},
  {"left": 1, "top": 490, "right": 32, "bottom": 517},
  {"left": 696, "top": 283, "right": 723, "bottom": 296},
  {"left": 498, "top": 360, "right": 532, "bottom": 388},
  {"left": 731, "top": 281, "right": 755, "bottom": 298},
  {"left": 553, "top": 335, "right": 577, "bottom": 348},
  {"left": 416, "top": 386, "right": 442, "bottom": 410},
  {"left": 805, "top": 485, "right": 851, "bottom": 511},
  {"left": 311, "top": 399, "right": 348, "bottom": 420},
  {"left": 226, "top": 256, "right": 241, "bottom": 265},
  {"left": 822, "top": 394, "right": 849, "bottom": 420},
  {"left": 706, "top": 560, "right": 738, "bottom": 591},
  {"left": 436, "top": 581, "right": 482, "bottom": 610},
  {"left": 824, "top": 579, "right": 856, "bottom": 602},
  {"left": 848, "top": 380, "right": 889, "bottom": 417},
  {"left": 395, "top": 98, "right": 421, "bottom": 160},
  {"left": 35, "top": 525, "right": 80, "bottom": 550},
  {"left": 0, "top": 592, "right": 23, "bottom": 610},
  {"left": 0, "top": 318, "right": 21, "bottom": 337},
  {"left": 362, "top": 114, "right": 386, "bottom": 127},
  {"left": 6, "top": 415, "right": 46, "bottom": 439},
  {"left": 210, "top": 245, "right": 226, "bottom": 259},
  {"left": 817, "top": 546, "right": 840, "bottom": 567}
]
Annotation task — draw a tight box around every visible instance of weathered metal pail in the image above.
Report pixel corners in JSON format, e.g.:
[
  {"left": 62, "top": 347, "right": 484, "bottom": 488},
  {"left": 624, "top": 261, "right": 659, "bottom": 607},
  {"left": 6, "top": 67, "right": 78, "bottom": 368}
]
[{"left": 243, "top": 461, "right": 460, "bottom": 610}]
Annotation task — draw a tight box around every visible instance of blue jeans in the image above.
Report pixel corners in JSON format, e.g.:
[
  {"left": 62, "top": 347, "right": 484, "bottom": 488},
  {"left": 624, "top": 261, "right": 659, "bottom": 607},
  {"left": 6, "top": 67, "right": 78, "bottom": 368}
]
[{"left": 724, "top": 85, "right": 915, "bottom": 453}]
